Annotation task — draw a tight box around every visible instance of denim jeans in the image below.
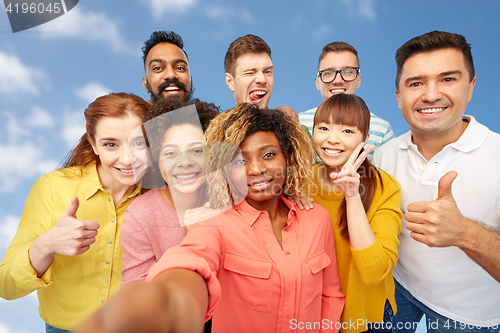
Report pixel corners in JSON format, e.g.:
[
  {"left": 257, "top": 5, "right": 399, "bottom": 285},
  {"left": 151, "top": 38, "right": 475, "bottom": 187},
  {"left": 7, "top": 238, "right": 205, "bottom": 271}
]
[
  {"left": 393, "top": 279, "right": 499, "bottom": 333},
  {"left": 45, "top": 323, "right": 70, "bottom": 333}
]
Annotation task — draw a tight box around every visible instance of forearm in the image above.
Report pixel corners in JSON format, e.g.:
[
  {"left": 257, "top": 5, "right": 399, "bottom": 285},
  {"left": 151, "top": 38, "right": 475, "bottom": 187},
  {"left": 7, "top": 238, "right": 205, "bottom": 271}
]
[
  {"left": 28, "top": 231, "right": 55, "bottom": 278},
  {"left": 75, "top": 268, "right": 208, "bottom": 333},
  {"left": 345, "top": 195, "right": 376, "bottom": 249},
  {"left": 456, "top": 219, "right": 500, "bottom": 282}
]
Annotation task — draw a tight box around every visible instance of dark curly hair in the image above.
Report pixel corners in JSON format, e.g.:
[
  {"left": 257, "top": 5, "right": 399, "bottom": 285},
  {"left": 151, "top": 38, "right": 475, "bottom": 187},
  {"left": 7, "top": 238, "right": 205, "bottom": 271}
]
[
  {"left": 204, "top": 103, "right": 315, "bottom": 207},
  {"left": 142, "top": 31, "right": 188, "bottom": 65},
  {"left": 141, "top": 99, "right": 220, "bottom": 188}
]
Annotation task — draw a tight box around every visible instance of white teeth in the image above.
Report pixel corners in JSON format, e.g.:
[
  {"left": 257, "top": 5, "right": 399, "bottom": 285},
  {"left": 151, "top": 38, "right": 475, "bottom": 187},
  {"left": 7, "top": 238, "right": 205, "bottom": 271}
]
[
  {"left": 252, "top": 180, "right": 270, "bottom": 187},
  {"left": 330, "top": 89, "right": 344, "bottom": 93},
  {"left": 324, "top": 148, "right": 342, "bottom": 154},
  {"left": 120, "top": 169, "right": 134, "bottom": 173},
  {"left": 165, "top": 86, "right": 179, "bottom": 91},
  {"left": 254, "top": 91, "right": 266, "bottom": 96},
  {"left": 418, "top": 107, "right": 445, "bottom": 113},
  {"left": 175, "top": 173, "right": 198, "bottom": 180}
]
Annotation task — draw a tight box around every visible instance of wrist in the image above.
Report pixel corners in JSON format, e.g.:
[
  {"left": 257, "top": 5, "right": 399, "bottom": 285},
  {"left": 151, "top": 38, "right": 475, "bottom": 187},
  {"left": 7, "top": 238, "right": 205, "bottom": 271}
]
[{"left": 454, "top": 217, "right": 478, "bottom": 250}]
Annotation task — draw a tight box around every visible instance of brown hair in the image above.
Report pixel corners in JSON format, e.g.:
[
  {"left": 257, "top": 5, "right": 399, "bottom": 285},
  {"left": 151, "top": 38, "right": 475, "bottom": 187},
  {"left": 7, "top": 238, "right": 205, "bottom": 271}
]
[
  {"left": 318, "top": 41, "right": 359, "bottom": 69},
  {"left": 224, "top": 35, "right": 272, "bottom": 76},
  {"left": 142, "top": 98, "right": 220, "bottom": 188},
  {"left": 60, "top": 93, "right": 150, "bottom": 169},
  {"left": 204, "top": 103, "right": 315, "bottom": 208},
  {"left": 395, "top": 30, "right": 475, "bottom": 90},
  {"left": 314, "top": 94, "right": 382, "bottom": 240}
]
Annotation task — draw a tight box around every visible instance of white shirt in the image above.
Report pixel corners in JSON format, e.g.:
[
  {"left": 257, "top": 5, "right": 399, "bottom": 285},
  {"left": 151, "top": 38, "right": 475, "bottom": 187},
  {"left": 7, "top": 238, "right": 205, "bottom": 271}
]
[{"left": 373, "top": 116, "right": 500, "bottom": 326}]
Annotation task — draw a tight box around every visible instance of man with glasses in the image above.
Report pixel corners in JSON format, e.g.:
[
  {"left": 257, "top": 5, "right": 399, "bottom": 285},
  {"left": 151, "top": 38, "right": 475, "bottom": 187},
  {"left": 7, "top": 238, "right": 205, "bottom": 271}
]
[{"left": 299, "top": 42, "right": 394, "bottom": 158}]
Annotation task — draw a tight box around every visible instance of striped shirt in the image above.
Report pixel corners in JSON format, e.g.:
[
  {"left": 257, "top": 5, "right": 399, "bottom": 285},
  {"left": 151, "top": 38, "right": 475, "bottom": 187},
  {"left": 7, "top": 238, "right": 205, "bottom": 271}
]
[{"left": 299, "top": 107, "right": 395, "bottom": 161}]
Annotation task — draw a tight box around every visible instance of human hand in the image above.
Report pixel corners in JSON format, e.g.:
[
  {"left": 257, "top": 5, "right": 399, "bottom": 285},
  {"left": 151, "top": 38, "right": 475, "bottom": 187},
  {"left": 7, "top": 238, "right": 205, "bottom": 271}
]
[
  {"left": 275, "top": 106, "right": 299, "bottom": 123},
  {"left": 405, "top": 171, "right": 467, "bottom": 247},
  {"left": 184, "top": 202, "right": 221, "bottom": 232},
  {"left": 44, "top": 196, "right": 100, "bottom": 256},
  {"left": 288, "top": 195, "right": 314, "bottom": 210},
  {"left": 330, "top": 143, "right": 374, "bottom": 198}
]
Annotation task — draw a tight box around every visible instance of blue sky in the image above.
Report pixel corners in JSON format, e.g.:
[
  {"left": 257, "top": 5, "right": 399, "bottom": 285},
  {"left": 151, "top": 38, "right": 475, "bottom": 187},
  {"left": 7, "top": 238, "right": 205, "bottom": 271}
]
[{"left": 1, "top": 0, "right": 499, "bottom": 331}]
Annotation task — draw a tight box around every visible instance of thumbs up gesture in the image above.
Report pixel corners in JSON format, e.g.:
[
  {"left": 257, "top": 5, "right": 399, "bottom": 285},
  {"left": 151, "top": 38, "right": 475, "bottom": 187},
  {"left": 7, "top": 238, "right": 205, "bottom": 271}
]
[
  {"left": 405, "top": 171, "right": 467, "bottom": 247},
  {"left": 45, "top": 196, "right": 100, "bottom": 256}
]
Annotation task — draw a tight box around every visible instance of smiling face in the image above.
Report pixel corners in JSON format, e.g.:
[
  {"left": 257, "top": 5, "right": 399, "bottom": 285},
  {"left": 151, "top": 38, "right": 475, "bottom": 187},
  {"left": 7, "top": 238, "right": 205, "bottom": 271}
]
[
  {"left": 91, "top": 114, "right": 147, "bottom": 190},
  {"left": 225, "top": 52, "right": 274, "bottom": 109},
  {"left": 313, "top": 122, "right": 366, "bottom": 172},
  {"left": 396, "top": 48, "right": 476, "bottom": 144},
  {"left": 315, "top": 51, "right": 361, "bottom": 101},
  {"left": 158, "top": 124, "right": 206, "bottom": 195},
  {"left": 142, "top": 42, "right": 192, "bottom": 103},
  {"left": 237, "top": 131, "right": 286, "bottom": 209}
]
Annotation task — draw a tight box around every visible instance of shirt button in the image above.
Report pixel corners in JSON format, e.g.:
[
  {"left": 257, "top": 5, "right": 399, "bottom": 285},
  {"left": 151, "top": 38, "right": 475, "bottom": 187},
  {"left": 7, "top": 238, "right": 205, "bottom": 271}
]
[
  {"left": 106, "top": 261, "right": 110, "bottom": 265},
  {"left": 108, "top": 241, "right": 112, "bottom": 244},
  {"left": 101, "top": 300, "right": 105, "bottom": 303},
  {"left": 108, "top": 198, "right": 112, "bottom": 202},
  {"left": 105, "top": 279, "right": 109, "bottom": 282},
  {"left": 111, "top": 219, "right": 115, "bottom": 223},
  {"left": 285, "top": 251, "right": 291, "bottom": 255},
  {"left": 421, "top": 161, "right": 426, "bottom": 165}
]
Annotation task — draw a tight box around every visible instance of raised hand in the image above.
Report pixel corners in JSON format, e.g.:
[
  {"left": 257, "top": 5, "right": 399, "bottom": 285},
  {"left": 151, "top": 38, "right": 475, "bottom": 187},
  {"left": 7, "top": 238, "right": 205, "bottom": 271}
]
[
  {"left": 275, "top": 106, "right": 299, "bottom": 123},
  {"left": 330, "top": 142, "right": 374, "bottom": 198},
  {"left": 405, "top": 171, "right": 466, "bottom": 247},
  {"left": 29, "top": 196, "right": 100, "bottom": 277},
  {"left": 183, "top": 202, "right": 221, "bottom": 232},
  {"left": 46, "top": 196, "right": 101, "bottom": 256}
]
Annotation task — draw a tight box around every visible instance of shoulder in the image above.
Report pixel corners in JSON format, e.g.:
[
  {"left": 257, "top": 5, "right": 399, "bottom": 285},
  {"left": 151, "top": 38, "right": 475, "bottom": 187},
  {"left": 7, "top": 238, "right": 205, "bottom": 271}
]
[
  {"left": 31, "top": 165, "right": 85, "bottom": 191},
  {"left": 126, "top": 189, "right": 175, "bottom": 218},
  {"left": 375, "top": 168, "right": 401, "bottom": 192},
  {"left": 373, "top": 133, "right": 407, "bottom": 159},
  {"left": 296, "top": 203, "right": 331, "bottom": 224}
]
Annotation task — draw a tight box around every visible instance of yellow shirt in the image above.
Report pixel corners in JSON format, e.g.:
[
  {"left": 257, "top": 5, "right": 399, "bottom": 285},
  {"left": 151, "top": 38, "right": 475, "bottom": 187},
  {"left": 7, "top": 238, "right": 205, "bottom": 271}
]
[
  {"left": 0, "top": 162, "right": 141, "bottom": 330},
  {"left": 310, "top": 164, "right": 403, "bottom": 333}
]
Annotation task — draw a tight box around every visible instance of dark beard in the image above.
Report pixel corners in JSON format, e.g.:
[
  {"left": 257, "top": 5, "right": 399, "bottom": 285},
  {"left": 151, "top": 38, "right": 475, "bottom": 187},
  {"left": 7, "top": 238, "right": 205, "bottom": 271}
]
[{"left": 147, "top": 79, "right": 192, "bottom": 104}]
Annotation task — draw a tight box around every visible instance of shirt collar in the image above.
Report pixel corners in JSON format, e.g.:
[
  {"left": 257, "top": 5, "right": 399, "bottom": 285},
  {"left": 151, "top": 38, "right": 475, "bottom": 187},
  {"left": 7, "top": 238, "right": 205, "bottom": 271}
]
[
  {"left": 82, "top": 161, "right": 142, "bottom": 200},
  {"left": 83, "top": 161, "right": 102, "bottom": 200},
  {"left": 235, "top": 195, "right": 297, "bottom": 227},
  {"left": 399, "top": 115, "right": 488, "bottom": 153}
]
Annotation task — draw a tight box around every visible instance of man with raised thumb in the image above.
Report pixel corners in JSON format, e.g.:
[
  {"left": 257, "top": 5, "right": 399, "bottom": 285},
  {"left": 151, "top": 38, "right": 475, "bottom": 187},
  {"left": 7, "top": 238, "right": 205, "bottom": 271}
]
[{"left": 373, "top": 31, "right": 500, "bottom": 333}]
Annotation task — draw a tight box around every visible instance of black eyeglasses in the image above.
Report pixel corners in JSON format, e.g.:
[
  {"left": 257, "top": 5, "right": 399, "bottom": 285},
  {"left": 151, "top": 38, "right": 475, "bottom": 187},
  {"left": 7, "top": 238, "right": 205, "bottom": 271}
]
[{"left": 317, "top": 67, "right": 360, "bottom": 83}]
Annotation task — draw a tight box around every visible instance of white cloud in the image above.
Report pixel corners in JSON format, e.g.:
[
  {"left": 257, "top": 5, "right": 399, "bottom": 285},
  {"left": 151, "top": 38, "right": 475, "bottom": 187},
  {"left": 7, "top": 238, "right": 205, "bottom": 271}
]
[
  {"left": 341, "top": 0, "right": 376, "bottom": 20},
  {"left": 0, "top": 52, "right": 44, "bottom": 96},
  {"left": 143, "top": 0, "right": 199, "bottom": 19},
  {"left": 205, "top": 4, "right": 253, "bottom": 23},
  {"left": 0, "top": 215, "right": 20, "bottom": 252},
  {"left": 61, "top": 111, "right": 86, "bottom": 149},
  {"left": 0, "top": 321, "right": 12, "bottom": 333},
  {"left": 26, "top": 107, "right": 55, "bottom": 129},
  {"left": 0, "top": 143, "right": 58, "bottom": 192},
  {"left": 76, "top": 83, "right": 111, "bottom": 104},
  {"left": 358, "top": 0, "right": 376, "bottom": 20},
  {"left": 40, "top": 7, "right": 130, "bottom": 52},
  {"left": 312, "top": 25, "right": 333, "bottom": 40},
  {"left": 3, "top": 114, "right": 31, "bottom": 142}
]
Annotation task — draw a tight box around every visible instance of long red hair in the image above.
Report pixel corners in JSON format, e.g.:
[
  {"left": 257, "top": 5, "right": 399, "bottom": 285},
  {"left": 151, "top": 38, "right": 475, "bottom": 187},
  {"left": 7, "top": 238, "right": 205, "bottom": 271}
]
[{"left": 60, "top": 93, "right": 150, "bottom": 169}]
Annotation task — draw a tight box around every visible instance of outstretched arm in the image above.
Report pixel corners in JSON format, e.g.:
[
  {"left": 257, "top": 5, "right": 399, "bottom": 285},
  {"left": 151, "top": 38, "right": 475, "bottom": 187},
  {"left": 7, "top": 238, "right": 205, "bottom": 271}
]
[
  {"left": 406, "top": 171, "right": 500, "bottom": 282},
  {"left": 75, "top": 268, "right": 208, "bottom": 333}
]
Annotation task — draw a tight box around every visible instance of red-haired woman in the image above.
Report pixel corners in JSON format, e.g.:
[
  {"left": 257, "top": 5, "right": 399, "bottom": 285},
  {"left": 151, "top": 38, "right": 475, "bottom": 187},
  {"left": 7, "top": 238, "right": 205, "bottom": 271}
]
[{"left": 0, "top": 93, "right": 150, "bottom": 333}]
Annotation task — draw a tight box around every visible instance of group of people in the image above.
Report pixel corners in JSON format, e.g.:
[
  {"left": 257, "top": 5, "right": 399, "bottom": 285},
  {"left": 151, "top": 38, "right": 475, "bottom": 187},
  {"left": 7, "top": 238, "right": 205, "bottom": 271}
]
[{"left": 0, "top": 29, "right": 499, "bottom": 333}]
